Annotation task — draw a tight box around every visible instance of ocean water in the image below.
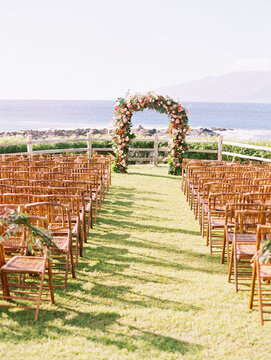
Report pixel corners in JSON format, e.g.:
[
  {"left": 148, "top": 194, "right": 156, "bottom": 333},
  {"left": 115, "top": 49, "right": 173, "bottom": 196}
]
[{"left": 0, "top": 100, "right": 270, "bottom": 134}]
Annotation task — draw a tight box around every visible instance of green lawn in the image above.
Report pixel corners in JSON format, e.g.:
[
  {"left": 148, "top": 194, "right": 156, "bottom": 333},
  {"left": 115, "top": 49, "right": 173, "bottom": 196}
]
[{"left": 0, "top": 165, "right": 270, "bottom": 359}]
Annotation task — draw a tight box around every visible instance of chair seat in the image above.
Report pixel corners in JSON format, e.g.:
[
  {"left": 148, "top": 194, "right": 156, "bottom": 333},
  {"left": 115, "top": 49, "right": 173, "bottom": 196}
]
[
  {"left": 260, "top": 265, "right": 271, "bottom": 280},
  {"left": 228, "top": 233, "right": 256, "bottom": 244},
  {"left": 210, "top": 218, "right": 225, "bottom": 227},
  {"left": 236, "top": 243, "right": 256, "bottom": 257},
  {"left": 50, "top": 235, "right": 69, "bottom": 250},
  {"left": 1, "top": 256, "right": 45, "bottom": 273},
  {"left": 236, "top": 233, "right": 256, "bottom": 242},
  {"left": 3, "top": 237, "right": 26, "bottom": 252}
]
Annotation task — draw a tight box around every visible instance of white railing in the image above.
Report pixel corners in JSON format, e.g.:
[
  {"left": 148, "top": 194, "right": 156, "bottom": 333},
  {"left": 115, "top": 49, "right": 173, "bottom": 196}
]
[
  {"left": 0, "top": 133, "right": 219, "bottom": 164},
  {"left": 222, "top": 140, "right": 271, "bottom": 163},
  {"left": 1, "top": 133, "right": 271, "bottom": 163}
]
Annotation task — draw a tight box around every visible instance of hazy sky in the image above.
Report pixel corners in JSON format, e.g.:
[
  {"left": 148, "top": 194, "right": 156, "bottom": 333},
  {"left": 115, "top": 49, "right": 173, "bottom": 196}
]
[{"left": 0, "top": 0, "right": 271, "bottom": 99}]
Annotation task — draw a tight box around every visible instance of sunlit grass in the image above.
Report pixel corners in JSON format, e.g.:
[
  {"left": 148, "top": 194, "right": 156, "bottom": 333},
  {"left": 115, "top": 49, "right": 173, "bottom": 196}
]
[{"left": 0, "top": 164, "right": 270, "bottom": 359}]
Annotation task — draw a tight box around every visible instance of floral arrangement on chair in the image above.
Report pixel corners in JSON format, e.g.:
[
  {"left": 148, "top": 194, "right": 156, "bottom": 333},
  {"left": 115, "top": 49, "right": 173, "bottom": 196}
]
[{"left": 112, "top": 92, "right": 189, "bottom": 175}]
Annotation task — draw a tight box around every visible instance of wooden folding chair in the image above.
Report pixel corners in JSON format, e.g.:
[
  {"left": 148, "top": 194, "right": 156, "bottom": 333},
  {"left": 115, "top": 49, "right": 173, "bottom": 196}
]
[
  {"left": 200, "top": 183, "right": 234, "bottom": 236},
  {"left": 228, "top": 210, "right": 271, "bottom": 292},
  {"left": 207, "top": 192, "right": 242, "bottom": 253},
  {"left": 222, "top": 203, "right": 266, "bottom": 265},
  {"left": 44, "top": 194, "right": 83, "bottom": 266},
  {"left": 24, "top": 202, "right": 75, "bottom": 289},
  {"left": 249, "top": 224, "right": 271, "bottom": 325},
  {"left": 0, "top": 215, "right": 54, "bottom": 321}
]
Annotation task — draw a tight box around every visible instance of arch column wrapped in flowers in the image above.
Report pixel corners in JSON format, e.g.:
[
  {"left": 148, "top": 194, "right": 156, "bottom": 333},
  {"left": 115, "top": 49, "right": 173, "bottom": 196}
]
[{"left": 112, "top": 92, "right": 189, "bottom": 175}]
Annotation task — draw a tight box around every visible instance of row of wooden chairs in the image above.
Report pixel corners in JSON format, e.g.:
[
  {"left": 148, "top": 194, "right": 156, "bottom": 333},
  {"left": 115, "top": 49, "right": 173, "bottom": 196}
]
[
  {"left": 181, "top": 159, "right": 271, "bottom": 324},
  {"left": 0, "top": 153, "right": 112, "bottom": 320}
]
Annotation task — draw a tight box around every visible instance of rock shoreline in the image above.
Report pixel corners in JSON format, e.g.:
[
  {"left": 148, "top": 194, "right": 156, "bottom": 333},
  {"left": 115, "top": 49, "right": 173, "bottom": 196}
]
[{"left": 0, "top": 126, "right": 229, "bottom": 139}]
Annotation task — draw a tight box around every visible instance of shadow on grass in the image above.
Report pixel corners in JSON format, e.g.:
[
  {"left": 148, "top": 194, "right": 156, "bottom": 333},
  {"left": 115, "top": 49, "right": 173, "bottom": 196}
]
[
  {"left": 90, "top": 282, "right": 200, "bottom": 312},
  {"left": 0, "top": 307, "right": 121, "bottom": 342},
  {"left": 85, "top": 243, "right": 225, "bottom": 276},
  {"left": 130, "top": 171, "right": 180, "bottom": 181},
  {"left": 0, "top": 301, "right": 201, "bottom": 357},
  {"left": 91, "top": 183, "right": 224, "bottom": 277},
  {"left": 97, "top": 186, "right": 199, "bottom": 236},
  {"left": 88, "top": 324, "right": 202, "bottom": 355},
  {"left": 98, "top": 215, "right": 201, "bottom": 235}
]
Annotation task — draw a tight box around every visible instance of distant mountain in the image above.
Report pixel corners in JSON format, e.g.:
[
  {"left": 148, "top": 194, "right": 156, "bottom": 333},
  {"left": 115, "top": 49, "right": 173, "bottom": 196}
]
[{"left": 156, "top": 71, "right": 271, "bottom": 103}]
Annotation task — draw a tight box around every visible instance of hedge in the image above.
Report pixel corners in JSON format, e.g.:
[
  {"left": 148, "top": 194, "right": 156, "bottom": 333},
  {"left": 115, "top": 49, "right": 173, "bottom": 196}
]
[{"left": 0, "top": 138, "right": 271, "bottom": 163}]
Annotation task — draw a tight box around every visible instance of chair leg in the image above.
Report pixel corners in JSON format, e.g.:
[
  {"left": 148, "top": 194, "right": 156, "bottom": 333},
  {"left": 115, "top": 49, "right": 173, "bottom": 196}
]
[
  {"left": 249, "top": 263, "right": 256, "bottom": 309},
  {"left": 193, "top": 193, "right": 197, "bottom": 216},
  {"left": 190, "top": 191, "right": 194, "bottom": 210},
  {"left": 0, "top": 272, "right": 10, "bottom": 300},
  {"left": 78, "top": 225, "right": 83, "bottom": 258},
  {"left": 99, "top": 190, "right": 102, "bottom": 211},
  {"left": 226, "top": 239, "right": 230, "bottom": 270},
  {"left": 35, "top": 270, "right": 46, "bottom": 321},
  {"left": 83, "top": 217, "right": 87, "bottom": 243},
  {"left": 181, "top": 169, "right": 184, "bottom": 192},
  {"left": 257, "top": 261, "right": 264, "bottom": 325},
  {"left": 234, "top": 244, "right": 238, "bottom": 293},
  {"left": 90, "top": 204, "right": 93, "bottom": 229},
  {"left": 102, "top": 181, "right": 105, "bottom": 201},
  {"left": 74, "top": 235, "right": 78, "bottom": 268},
  {"left": 228, "top": 243, "right": 234, "bottom": 283},
  {"left": 198, "top": 203, "right": 202, "bottom": 229},
  {"left": 202, "top": 209, "right": 205, "bottom": 239},
  {"left": 209, "top": 224, "right": 215, "bottom": 255},
  {"left": 221, "top": 232, "right": 226, "bottom": 264},
  {"left": 206, "top": 215, "right": 210, "bottom": 247},
  {"left": 47, "top": 261, "right": 55, "bottom": 305},
  {"left": 64, "top": 254, "right": 69, "bottom": 290},
  {"left": 70, "top": 249, "right": 76, "bottom": 279}
]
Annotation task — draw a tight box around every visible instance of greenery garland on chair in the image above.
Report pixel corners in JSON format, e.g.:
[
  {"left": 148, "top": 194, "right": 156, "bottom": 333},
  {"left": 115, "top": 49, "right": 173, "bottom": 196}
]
[
  {"left": 112, "top": 92, "right": 189, "bottom": 175},
  {"left": 0, "top": 208, "right": 57, "bottom": 256}
]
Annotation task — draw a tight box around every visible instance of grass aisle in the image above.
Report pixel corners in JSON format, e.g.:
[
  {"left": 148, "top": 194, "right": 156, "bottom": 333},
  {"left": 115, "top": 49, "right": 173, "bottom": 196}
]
[{"left": 0, "top": 165, "right": 270, "bottom": 359}]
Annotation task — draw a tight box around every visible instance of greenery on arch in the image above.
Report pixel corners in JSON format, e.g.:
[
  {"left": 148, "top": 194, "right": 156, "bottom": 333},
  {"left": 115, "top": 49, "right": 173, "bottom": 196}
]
[{"left": 112, "top": 92, "right": 189, "bottom": 175}]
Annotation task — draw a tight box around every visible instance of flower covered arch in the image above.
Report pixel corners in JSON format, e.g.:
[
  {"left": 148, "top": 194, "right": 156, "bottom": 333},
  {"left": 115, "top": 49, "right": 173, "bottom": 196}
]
[{"left": 112, "top": 92, "right": 189, "bottom": 175}]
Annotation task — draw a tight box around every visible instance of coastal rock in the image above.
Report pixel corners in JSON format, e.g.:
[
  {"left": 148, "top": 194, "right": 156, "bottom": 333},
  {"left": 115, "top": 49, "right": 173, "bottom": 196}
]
[
  {"left": 156, "top": 129, "right": 169, "bottom": 136},
  {"left": 135, "top": 127, "right": 157, "bottom": 136},
  {"left": 0, "top": 125, "right": 220, "bottom": 140},
  {"left": 187, "top": 127, "right": 218, "bottom": 137},
  {"left": 210, "top": 127, "right": 227, "bottom": 131}
]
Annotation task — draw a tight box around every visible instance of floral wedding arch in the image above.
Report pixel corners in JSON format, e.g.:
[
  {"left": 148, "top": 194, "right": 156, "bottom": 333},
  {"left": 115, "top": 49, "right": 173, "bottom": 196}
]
[{"left": 112, "top": 92, "right": 189, "bottom": 175}]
